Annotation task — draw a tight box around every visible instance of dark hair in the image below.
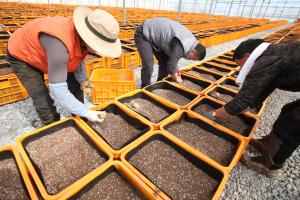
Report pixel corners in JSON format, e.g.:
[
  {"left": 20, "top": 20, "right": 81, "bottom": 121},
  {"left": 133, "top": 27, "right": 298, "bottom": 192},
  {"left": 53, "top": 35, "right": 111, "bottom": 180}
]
[
  {"left": 233, "top": 39, "right": 265, "bottom": 61},
  {"left": 194, "top": 43, "right": 206, "bottom": 60}
]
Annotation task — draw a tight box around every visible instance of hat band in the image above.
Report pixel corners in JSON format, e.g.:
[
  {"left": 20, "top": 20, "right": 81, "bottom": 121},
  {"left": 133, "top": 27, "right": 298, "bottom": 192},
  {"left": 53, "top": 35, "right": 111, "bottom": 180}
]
[{"left": 85, "top": 17, "right": 117, "bottom": 43}]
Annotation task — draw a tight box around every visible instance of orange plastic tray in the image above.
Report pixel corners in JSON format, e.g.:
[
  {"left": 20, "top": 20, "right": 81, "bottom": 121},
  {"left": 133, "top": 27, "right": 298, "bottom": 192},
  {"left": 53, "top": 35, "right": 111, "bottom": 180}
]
[
  {"left": 16, "top": 117, "right": 113, "bottom": 200},
  {"left": 0, "top": 145, "right": 39, "bottom": 200}
]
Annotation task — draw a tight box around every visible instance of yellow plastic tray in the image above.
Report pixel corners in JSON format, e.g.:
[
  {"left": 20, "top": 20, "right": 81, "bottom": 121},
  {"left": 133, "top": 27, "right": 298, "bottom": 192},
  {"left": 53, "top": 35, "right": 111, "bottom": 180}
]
[
  {"left": 78, "top": 101, "right": 153, "bottom": 159},
  {"left": 16, "top": 117, "right": 113, "bottom": 200},
  {"left": 0, "top": 145, "right": 39, "bottom": 200},
  {"left": 120, "top": 131, "right": 229, "bottom": 200},
  {"left": 60, "top": 160, "right": 162, "bottom": 200}
]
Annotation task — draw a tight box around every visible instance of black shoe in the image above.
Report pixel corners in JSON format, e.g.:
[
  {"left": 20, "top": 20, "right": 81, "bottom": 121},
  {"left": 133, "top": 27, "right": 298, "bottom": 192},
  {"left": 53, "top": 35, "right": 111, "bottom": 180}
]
[
  {"left": 241, "top": 155, "right": 282, "bottom": 178},
  {"left": 249, "top": 138, "right": 267, "bottom": 153}
]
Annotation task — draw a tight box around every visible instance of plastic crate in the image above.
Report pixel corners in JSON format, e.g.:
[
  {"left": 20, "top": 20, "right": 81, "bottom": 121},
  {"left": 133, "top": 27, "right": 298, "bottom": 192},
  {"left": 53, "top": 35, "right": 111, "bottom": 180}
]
[
  {"left": 121, "top": 131, "right": 229, "bottom": 200},
  {"left": 105, "top": 56, "right": 125, "bottom": 69},
  {"left": 163, "top": 73, "right": 213, "bottom": 94},
  {"left": 84, "top": 54, "right": 106, "bottom": 78},
  {"left": 123, "top": 46, "right": 140, "bottom": 69},
  {"left": 78, "top": 101, "right": 152, "bottom": 158},
  {"left": 0, "top": 145, "right": 39, "bottom": 200},
  {"left": 90, "top": 69, "right": 136, "bottom": 104},
  {"left": 59, "top": 161, "right": 162, "bottom": 200},
  {"left": 0, "top": 40, "right": 8, "bottom": 54},
  {"left": 116, "top": 89, "right": 179, "bottom": 127},
  {"left": 188, "top": 96, "right": 259, "bottom": 150},
  {"left": 0, "top": 74, "right": 29, "bottom": 105},
  {"left": 16, "top": 117, "right": 113, "bottom": 200},
  {"left": 144, "top": 81, "right": 199, "bottom": 109},
  {"left": 160, "top": 110, "right": 246, "bottom": 171}
]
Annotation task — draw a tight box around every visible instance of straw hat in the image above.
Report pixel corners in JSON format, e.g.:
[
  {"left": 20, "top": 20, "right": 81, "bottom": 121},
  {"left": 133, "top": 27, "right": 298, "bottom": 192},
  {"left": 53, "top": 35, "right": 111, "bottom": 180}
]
[{"left": 73, "top": 6, "right": 121, "bottom": 58}]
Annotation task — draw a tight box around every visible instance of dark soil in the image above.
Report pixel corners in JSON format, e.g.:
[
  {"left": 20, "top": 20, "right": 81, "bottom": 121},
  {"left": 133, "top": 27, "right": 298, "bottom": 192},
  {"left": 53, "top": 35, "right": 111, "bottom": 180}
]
[
  {"left": 187, "top": 71, "right": 217, "bottom": 82},
  {"left": 193, "top": 103, "right": 251, "bottom": 136},
  {"left": 88, "top": 113, "right": 142, "bottom": 149},
  {"left": 0, "top": 157, "right": 30, "bottom": 200},
  {"left": 220, "top": 81, "right": 239, "bottom": 91},
  {"left": 25, "top": 127, "right": 107, "bottom": 195},
  {"left": 209, "top": 91, "right": 234, "bottom": 102},
  {"left": 176, "top": 79, "right": 204, "bottom": 92},
  {"left": 200, "top": 65, "right": 228, "bottom": 75},
  {"left": 129, "top": 139, "right": 219, "bottom": 200},
  {"left": 165, "top": 119, "right": 236, "bottom": 166},
  {"left": 152, "top": 89, "right": 191, "bottom": 106},
  {"left": 124, "top": 98, "right": 170, "bottom": 123},
  {"left": 72, "top": 170, "right": 145, "bottom": 200}
]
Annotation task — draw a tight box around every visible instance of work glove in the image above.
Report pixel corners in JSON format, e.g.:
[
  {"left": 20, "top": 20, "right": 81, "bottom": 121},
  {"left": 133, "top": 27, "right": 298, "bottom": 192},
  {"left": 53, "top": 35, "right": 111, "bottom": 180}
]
[
  {"left": 171, "top": 70, "right": 183, "bottom": 83},
  {"left": 80, "top": 80, "right": 94, "bottom": 97},
  {"left": 85, "top": 110, "right": 107, "bottom": 123}
]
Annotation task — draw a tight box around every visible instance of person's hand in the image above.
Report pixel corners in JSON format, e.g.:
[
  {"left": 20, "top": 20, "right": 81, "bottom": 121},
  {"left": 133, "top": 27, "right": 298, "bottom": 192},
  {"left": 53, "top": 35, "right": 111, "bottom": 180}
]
[
  {"left": 80, "top": 80, "right": 94, "bottom": 97},
  {"left": 85, "top": 110, "right": 107, "bottom": 123},
  {"left": 213, "top": 107, "right": 230, "bottom": 118},
  {"left": 171, "top": 71, "right": 183, "bottom": 83}
]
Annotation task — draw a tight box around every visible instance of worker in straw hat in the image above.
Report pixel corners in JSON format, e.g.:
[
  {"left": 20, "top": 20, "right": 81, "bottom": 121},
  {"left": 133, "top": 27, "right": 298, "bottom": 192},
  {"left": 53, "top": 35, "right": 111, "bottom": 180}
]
[
  {"left": 210, "top": 39, "right": 300, "bottom": 178},
  {"left": 6, "top": 6, "right": 121, "bottom": 125}
]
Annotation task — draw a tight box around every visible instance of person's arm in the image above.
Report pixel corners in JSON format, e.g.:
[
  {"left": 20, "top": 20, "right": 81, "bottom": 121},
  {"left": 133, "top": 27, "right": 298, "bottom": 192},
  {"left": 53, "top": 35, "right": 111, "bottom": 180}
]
[
  {"left": 40, "top": 33, "right": 103, "bottom": 122},
  {"left": 168, "top": 38, "right": 184, "bottom": 82},
  {"left": 167, "top": 38, "right": 184, "bottom": 74},
  {"left": 223, "top": 55, "right": 283, "bottom": 115},
  {"left": 74, "top": 61, "right": 88, "bottom": 84}
]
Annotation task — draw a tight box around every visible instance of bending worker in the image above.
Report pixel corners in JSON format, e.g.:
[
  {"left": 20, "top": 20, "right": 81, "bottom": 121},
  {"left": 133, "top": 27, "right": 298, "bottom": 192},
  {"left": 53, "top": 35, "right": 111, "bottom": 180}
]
[
  {"left": 212, "top": 39, "right": 300, "bottom": 177},
  {"left": 134, "top": 17, "right": 206, "bottom": 87},
  {"left": 6, "top": 6, "right": 121, "bottom": 125}
]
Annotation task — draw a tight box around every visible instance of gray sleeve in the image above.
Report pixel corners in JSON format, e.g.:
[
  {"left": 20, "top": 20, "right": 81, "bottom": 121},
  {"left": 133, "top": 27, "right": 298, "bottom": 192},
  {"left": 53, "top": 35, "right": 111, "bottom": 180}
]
[
  {"left": 74, "top": 61, "right": 88, "bottom": 84},
  {"left": 167, "top": 38, "right": 184, "bottom": 74},
  {"left": 39, "top": 33, "right": 68, "bottom": 84}
]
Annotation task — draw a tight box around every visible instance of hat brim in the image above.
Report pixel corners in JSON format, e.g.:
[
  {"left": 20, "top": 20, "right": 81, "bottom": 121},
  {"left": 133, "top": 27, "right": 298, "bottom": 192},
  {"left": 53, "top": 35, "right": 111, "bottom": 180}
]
[{"left": 73, "top": 6, "right": 122, "bottom": 58}]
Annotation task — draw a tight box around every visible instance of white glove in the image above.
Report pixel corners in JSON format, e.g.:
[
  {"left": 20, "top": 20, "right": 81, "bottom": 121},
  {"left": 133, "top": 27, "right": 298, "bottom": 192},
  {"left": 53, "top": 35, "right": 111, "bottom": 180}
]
[{"left": 84, "top": 110, "right": 107, "bottom": 123}]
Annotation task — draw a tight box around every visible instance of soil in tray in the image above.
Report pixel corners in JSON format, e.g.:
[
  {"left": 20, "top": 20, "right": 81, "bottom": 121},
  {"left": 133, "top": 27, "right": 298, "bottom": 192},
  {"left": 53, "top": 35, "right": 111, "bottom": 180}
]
[
  {"left": 152, "top": 88, "right": 191, "bottom": 106},
  {"left": 209, "top": 91, "right": 234, "bottom": 102},
  {"left": 25, "top": 126, "right": 107, "bottom": 195},
  {"left": 165, "top": 118, "right": 236, "bottom": 166},
  {"left": 175, "top": 79, "right": 204, "bottom": 92},
  {"left": 187, "top": 70, "right": 218, "bottom": 82},
  {"left": 129, "top": 139, "right": 219, "bottom": 200},
  {"left": 200, "top": 65, "right": 228, "bottom": 75},
  {"left": 192, "top": 103, "right": 251, "bottom": 136},
  {"left": 88, "top": 112, "right": 142, "bottom": 149},
  {"left": 71, "top": 170, "right": 145, "bottom": 200},
  {"left": 0, "top": 156, "right": 30, "bottom": 200},
  {"left": 220, "top": 81, "right": 239, "bottom": 91},
  {"left": 124, "top": 98, "right": 170, "bottom": 123}
]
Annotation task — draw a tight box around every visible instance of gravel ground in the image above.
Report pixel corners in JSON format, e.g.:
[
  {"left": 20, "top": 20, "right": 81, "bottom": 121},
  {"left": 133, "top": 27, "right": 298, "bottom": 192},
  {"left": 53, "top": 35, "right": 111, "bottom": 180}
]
[{"left": 0, "top": 23, "right": 299, "bottom": 199}]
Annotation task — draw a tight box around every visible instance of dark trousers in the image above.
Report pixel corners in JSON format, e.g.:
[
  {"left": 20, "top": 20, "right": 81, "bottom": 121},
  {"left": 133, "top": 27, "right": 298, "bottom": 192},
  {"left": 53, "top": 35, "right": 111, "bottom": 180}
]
[
  {"left": 267, "top": 99, "right": 300, "bottom": 168},
  {"left": 6, "top": 53, "right": 83, "bottom": 125},
  {"left": 134, "top": 25, "right": 169, "bottom": 87}
]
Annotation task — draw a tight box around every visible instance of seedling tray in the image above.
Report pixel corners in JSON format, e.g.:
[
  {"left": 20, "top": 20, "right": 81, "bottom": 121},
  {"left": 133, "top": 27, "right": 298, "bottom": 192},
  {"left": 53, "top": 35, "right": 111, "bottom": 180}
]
[
  {"left": 117, "top": 90, "right": 178, "bottom": 124},
  {"left": 122, "top": 132, "right": 227, "bottom": 200},
  {"left": 86, "top": 103, "right": 151, "bottom": 151},
  {"left": 144, "top": 81, "right": 198, "bottom": 107},
  {"left": 182, "top": 66, "right": 223, "bottom": 82},
  {"left": 16, "top": 118, "right": 112, "bottom": 200},
  {"left": 164, "top": 73, "right": 212, "bottom": 94},
  {"left": 0, "top": 145, "right": 38, "bottom": 200}
]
